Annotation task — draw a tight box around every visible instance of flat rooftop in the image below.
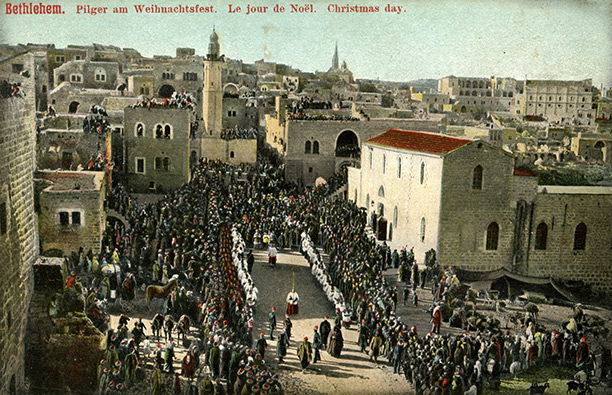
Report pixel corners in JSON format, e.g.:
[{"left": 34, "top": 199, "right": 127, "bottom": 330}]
[
  {"left": 39, "top": 170, "right": 104, "bottom": 192},
  {"left": 537, "top": 185, "right": 612, "bottom": 195}
]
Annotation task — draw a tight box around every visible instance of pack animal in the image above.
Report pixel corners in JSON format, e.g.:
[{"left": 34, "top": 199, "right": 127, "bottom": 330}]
[{"left": 146, "top": 276, "right": 179, "bottom": 303}]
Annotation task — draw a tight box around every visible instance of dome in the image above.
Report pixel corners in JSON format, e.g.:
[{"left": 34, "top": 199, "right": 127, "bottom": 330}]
[{"left": 209, "top": 29, "right": 219, "bottom": 42}]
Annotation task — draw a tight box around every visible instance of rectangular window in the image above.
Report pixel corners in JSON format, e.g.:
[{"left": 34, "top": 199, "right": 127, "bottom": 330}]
[
  {"left": 0, "top": 202, "right": 7, "bottom": 235},
  {"left": 136, "top": 157, "right": 145, "bottom": 174},
  {"left": 155, "top": 157, "right": 162, "bottom": 170},
  {"left": 163, "top": 157, "right": 170, "bottom": 171},
  {"left": 71, "top": 211, "right": 81, "bottom": 226},
  {"left": 59, "top": 211, "right": 70, "bottom": 226}
]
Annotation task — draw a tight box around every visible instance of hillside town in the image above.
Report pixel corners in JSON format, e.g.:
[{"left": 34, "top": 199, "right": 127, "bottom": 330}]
[{"left": 0, "top": 29, "right": 611, "bottom": 395}]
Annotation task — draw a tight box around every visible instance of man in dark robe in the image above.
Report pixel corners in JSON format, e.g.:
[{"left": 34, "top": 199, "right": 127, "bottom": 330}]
[
  {"left": 319, "top": 316, "right": 331, "bottom": 347},
  {"left": 297, "top": 337, "right": 312, "bottom": 369},
  {"left": 327, "top": 325, "right": 344, "bottom": 357}
]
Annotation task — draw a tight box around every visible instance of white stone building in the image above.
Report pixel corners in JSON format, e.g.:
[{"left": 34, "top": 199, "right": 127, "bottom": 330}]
[{"left": 347, "top": 129, "right": 612, "bottom": 291}]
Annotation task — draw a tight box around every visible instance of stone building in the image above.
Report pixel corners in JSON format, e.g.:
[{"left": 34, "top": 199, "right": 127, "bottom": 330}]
[
  {"left": 515, "top": 79, "right": 595, "bottom": 126},
  {"left": 265, "top": 98, "right": 442, "bottom": 186},
  {"left": 53, "top": 60, "right": 121, "bottom": 90},
  {"left": 197, "top": 29, "right": 257, "bottom": 164},
  {"left": 348, "top": 128, "right": 612, "bottom": 291},
  {"left": 0, "top": 52, "right": 38, "bottom": 395},
  {"left": 438, "top": 76, "right": 520, "bottom": 113},
  {"left": 570, "top": 132, "right": 611, "bottom": 163},
  {"left": 124, "top": 106, "right": 194, "bottom": 193},
  {"left": 36, "top": 170, "right": 106, "bottom": 255}
]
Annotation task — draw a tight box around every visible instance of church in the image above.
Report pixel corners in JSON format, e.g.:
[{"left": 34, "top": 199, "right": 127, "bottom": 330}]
[{"left": 347, "top": 128, "right": 612, "bottom": 292}]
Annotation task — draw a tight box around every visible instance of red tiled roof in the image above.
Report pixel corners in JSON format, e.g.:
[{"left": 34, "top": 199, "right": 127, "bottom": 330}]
[
  {"left": 513, "top": 169, "right": 538, "bottom": 177},
  {"left": 366, "top": 129, "right": 472, "bottom": 155}
]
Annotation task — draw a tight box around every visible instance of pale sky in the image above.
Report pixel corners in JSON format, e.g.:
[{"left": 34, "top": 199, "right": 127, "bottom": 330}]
[{"left": 1, "top": 0, "right": 611, "bottom": 86}]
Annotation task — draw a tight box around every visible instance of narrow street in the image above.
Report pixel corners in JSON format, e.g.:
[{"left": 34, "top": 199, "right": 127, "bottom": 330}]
[{"left": 250, "top": 248, "right": 411, "bottom": 394}]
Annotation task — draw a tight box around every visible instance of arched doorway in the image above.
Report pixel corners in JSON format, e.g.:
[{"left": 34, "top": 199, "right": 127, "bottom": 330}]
[
  {"left": 593, "top": 141, "right": 605, "bottom": 161},
  {"left": 370, "top": 212, "right": 378, "bottom": 233},
  {"left": 68, "top": 101, "right": 80, "bottom": 113},
  {"left": 377, "top": 217, "right": 388, "bottom": 241},
  {"left": 335, "top": 130, "right": 360, "bottom": 158},
  {"left": 158, "top": 84, "right": 175, "bottom": 98}
]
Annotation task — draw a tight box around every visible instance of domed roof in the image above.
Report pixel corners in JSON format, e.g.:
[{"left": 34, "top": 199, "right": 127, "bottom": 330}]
[{"left": 210, "top": 29, "right": 219, "bottom": 42}]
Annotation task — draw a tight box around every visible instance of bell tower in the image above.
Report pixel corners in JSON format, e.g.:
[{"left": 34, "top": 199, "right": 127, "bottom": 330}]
[{"left": 202, "top": 28, "right": 224, "bottom": 137}]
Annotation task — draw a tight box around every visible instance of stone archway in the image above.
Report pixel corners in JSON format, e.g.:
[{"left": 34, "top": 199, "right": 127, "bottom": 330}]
[
  {"left": 158, "top": 84, "right": 175, "bottom": 98},
  {"left": 377, "top": 217, "right": 388, "bottom": 241},
  {"left": 68, "top": 101, "right": 80, "bottom": 113},
  {"left": 335, "top": 129, "right": 360, "bottom": 158}
]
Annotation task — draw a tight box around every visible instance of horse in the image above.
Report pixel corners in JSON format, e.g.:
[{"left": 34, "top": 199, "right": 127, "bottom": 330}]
[
  {"left": 164, "top": 314, "right": 175, "bottom": 341},
  {"left": 146, "top": 276, "right": 179, "bottom": 303},
  {"left": 152, "top": 313, "right": 164, "bottom": 338},
  {"left": 177, "top": 314, "right": 190, "bottom": 341}
]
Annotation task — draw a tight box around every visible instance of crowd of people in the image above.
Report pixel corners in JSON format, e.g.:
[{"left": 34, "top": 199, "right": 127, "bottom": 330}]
[
  {"left": 287, "top": 112, "right": 360, "bottom": 122},
  {"left": 288, "top": 97, "right": 333, "bottom": 113},
  {"left": 220, "top": 127, "right": 259, "bottom": 140},
  {"left": 58, "top": 148, "right": 609, "bottom": 394},
  {"left": 83, "top": 105, "right": 111, "bottom": 134},
  {"left": 131, "top": 91, "right": 196, "bottom": 110},
  {"left": 0, "top": 79, "right": 25, "bottom": 98}
]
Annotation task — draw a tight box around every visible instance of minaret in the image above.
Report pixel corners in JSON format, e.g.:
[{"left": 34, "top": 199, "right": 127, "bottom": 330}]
[
  {"left": 203, "top": 28, "right": 224, "bottom": 137},
  {"left": 332, "top": 42, "right": 339, "bottom": 71}
]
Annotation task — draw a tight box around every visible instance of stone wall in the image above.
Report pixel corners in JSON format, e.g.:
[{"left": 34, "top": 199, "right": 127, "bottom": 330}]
[
  {"left": 282, "top": 118, "right": 442, "bottom": 186},
  {"left": 349, "top": 143, "right": 445, "bottom": 260},
  {"left": 26, "top": 260, "right": 104, "bottom": 392},
  {"left": 438, "top": 143, "right": 516, "bottom": 272},
  {"left": 0, "top": 52, "right": 38, "bottom": 395},
  {"left": 222, "top": 96, "right": 258, "bottom": 130},
  {"left": 124, "top": 107, "right": 193, "bottom": 193},
  {"left": 37, "top": 129, "right": 104, "bottom": 170},
  {"left": 527, "top": 192, "right": 612, "bottom": 292},
  {"left": 38, "top": 178, "right": 106, "bottom": 255}
]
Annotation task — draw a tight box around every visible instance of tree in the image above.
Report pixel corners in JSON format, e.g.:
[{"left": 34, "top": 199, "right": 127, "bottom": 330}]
[
  {"left": 359, "top": 83, "right": 379, "bottom": 93},
  {"left": 381, "top": 94, "right": 394, "bottom": 108}
]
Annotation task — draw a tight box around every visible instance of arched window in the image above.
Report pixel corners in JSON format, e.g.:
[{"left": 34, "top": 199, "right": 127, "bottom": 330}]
[
  {"left": 573, "top": 223, "right": 587, "bottom": 250},
  {"left": 472, "top": 165, "right": 483, "bottom": 190},
  {"left": 420, "top": 217, "right": 426, "bottom": 242},
  {"left": 393, "top": 206, "right": 398, "bottom": 228},
  {"left": 230, "top": 151, "right": 235, "bottom": 158},
  {"left": 94, "top": 68, "right": 106, "bottom": 82},
  {"left": 155, "top": 124, "right": 163, "bottom": 138},
  {"left": 382, "top": 154, "right": 386, "bottom": 174},
  {"left": 164, "top": 124, "right": 172, "bottom": 139},
  {"left": 378, "top": 186, "right": 385, "bottom": 197},
  {"left": 420, "top": 162, "right": 425, "bottom": 184},
  {"left": 397, "top": 157, "right": 402, "bottom": 178},
  {"left": 535, "top": 222, "right": 548, "bottom": 250},
  {"left": 486, "top": 222, "right": 499, "bottom": 250},
  {"left": 135, "top": 123, "right": 145, "bottom": 137},
  {"left": 313, "top": 141, "right": 319, "bottom": 154},
  {"left": 304, "top": 141, "right": 311, "bottom": 154}
]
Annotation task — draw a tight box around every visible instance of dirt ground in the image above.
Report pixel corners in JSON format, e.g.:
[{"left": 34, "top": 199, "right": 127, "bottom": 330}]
[{"left": 249, "top": 249, "right": 411, "bottom": 394}]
